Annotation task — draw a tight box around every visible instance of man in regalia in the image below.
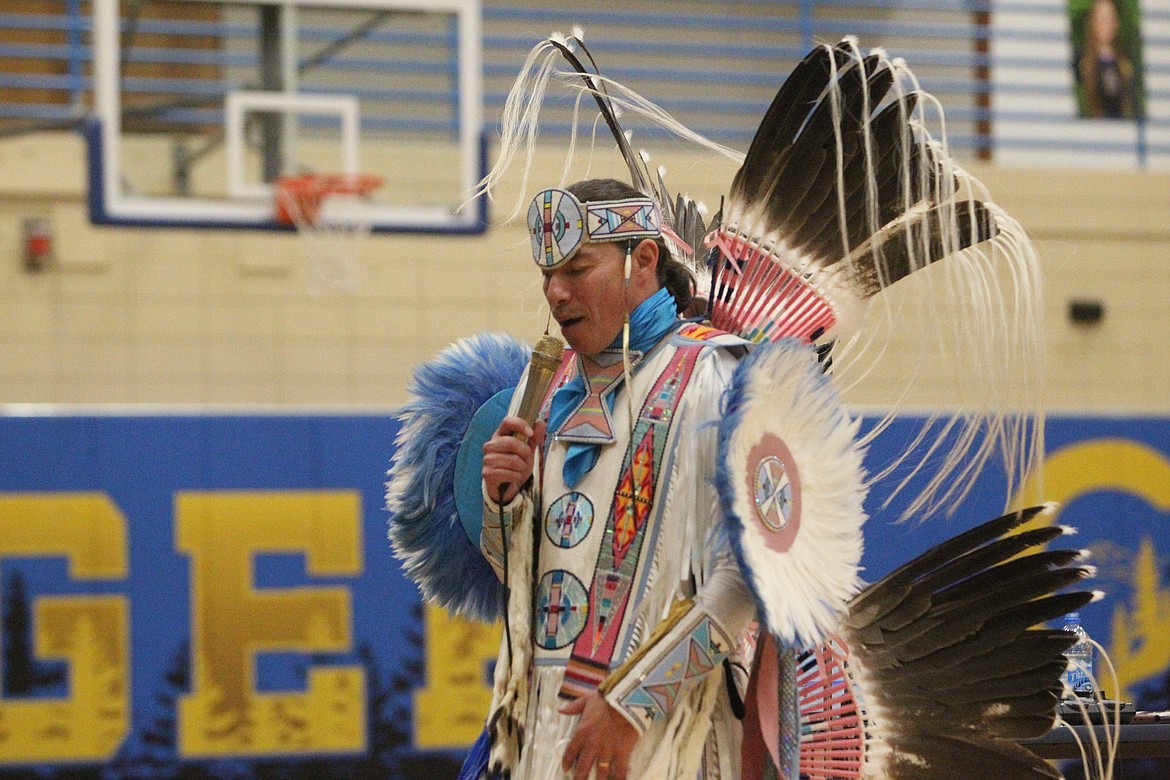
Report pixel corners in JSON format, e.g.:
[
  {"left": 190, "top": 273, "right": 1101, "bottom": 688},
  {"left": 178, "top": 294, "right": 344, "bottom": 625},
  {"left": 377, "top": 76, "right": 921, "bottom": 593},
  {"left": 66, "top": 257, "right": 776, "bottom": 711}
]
[{"left": 479, "top": 177, "right": 756, "bottom": 780}]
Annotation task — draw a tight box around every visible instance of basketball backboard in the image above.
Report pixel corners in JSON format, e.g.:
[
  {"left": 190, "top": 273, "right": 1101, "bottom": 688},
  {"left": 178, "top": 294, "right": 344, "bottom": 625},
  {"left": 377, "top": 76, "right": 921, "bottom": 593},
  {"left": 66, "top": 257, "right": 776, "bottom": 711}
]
[{"left": 89, "top": 0, "right": 486, "bottom": 233}]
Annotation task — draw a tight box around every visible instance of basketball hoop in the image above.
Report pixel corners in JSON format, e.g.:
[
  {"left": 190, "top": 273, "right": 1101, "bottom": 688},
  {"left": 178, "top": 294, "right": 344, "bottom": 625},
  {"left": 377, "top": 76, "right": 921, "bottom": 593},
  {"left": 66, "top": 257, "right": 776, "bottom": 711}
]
[{"left": 275, "top": 172, "right": 383, "bottom": 293}]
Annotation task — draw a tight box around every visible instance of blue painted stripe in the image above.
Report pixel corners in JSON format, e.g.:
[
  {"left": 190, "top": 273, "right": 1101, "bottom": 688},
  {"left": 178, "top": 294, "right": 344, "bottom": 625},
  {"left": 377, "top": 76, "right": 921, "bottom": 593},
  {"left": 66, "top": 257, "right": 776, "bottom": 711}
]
[
  {"left": 809, "top": 20, "right": 987, "bottom": 39},
  {"left": 482, "top": 61, "right": 789, "bottom": 87},
  {"left": 482, "top": 34, "right": 809, "bottom": 62},
  {"left": 0, "top": 104, "right": 83, "bottom": 121},
  {"left": 483, "top": 6, "right": 803, "bottom": 32},
  {"left": 0, "top": 43, "right": 91, "bottom": 59},
  {"left": 0, "top": 74, "right": 90, "bottom": 91},
  {"left": 302, "top": 85, "right": 457, "bottom": 103},
  {"left": 0, "top": 12, "right": 90, "bottom": 32},
  {"left": 481, "top": 91, "right": 771, "bottom": 116}
]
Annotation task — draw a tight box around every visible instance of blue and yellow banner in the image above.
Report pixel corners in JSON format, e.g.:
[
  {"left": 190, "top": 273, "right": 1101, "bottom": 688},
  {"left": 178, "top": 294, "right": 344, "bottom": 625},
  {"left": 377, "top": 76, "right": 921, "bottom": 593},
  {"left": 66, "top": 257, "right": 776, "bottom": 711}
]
[{"left": 0, "top": 412, "right": 1167, "bottom": 776}]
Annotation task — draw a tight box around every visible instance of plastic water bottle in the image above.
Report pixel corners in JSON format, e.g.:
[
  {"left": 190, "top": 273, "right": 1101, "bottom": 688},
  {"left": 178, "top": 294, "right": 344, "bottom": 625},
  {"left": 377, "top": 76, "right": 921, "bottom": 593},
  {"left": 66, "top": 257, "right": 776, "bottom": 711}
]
[{"left": 1062, "top": 612, "right": 1094, "bottom": 696}]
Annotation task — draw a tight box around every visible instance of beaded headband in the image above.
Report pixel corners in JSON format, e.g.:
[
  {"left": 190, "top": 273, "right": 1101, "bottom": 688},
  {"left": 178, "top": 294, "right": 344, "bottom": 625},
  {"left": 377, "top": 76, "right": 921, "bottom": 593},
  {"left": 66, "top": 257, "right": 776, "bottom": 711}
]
[{"left": 527, "top": 188, "right": 662, "bottom": 269}]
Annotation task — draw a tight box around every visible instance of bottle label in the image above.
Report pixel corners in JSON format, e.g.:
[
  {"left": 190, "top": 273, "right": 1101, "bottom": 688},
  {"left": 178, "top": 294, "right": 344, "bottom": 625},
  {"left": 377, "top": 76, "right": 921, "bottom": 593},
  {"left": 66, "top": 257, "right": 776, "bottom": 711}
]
[{"left": 1065, "top": 664, "right": 1092, "bottom": 693}]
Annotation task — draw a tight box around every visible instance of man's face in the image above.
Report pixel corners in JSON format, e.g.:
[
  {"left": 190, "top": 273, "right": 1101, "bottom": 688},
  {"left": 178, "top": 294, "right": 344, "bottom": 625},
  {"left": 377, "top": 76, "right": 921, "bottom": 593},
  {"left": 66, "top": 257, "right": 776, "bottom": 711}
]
[{"left": 542, "top": 242, "right": 630, "bottom": 356}]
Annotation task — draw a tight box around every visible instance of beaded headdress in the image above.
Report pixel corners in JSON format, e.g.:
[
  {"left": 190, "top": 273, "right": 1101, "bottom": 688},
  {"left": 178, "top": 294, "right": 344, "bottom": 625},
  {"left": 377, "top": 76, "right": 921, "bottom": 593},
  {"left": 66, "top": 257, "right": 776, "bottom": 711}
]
[{"left": 527, "top": 187, "right": 661, "bottom": 269}]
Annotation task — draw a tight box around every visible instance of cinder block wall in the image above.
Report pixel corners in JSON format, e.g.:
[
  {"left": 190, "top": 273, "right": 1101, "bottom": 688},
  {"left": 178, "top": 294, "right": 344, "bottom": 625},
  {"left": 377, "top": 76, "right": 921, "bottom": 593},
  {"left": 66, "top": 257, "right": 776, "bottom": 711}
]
[{"left": 0, "top": 131, "right": 1167, "bottom": 411}]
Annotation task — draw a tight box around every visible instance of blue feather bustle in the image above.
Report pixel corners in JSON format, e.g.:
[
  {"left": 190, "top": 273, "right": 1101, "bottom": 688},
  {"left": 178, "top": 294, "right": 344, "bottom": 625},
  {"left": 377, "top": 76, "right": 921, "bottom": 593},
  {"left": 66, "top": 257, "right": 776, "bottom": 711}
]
[{"left": 386, "top": 332, "right": 531, "bottom": 622}]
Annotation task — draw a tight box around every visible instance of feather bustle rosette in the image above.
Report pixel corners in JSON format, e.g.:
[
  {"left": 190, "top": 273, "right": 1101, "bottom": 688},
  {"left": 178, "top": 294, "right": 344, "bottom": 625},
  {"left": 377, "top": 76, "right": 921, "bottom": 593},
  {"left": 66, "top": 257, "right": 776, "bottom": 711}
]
[
  {"left": 712, "top": 39, "right": 999, "bottom": 347},
  {"left": 717, "top": 339, "right": 867, "bottom": 648},
  {"left": 385, "top": 332, "right": 531, "bottom": 622}
]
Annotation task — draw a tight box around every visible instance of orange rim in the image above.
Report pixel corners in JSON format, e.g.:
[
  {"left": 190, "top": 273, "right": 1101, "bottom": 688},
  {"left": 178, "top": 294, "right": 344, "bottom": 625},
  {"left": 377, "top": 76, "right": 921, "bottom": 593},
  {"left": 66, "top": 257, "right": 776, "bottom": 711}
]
[{"left": 274, "top": 173, "right": 384, "bottom": 226}]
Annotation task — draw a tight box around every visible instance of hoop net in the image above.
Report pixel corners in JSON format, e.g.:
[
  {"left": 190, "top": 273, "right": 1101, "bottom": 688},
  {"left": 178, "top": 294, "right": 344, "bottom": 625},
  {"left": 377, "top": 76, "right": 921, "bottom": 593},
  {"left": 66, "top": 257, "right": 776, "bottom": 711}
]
[{"left": 275, "top": 173, "right": 383, "bottom": 293}]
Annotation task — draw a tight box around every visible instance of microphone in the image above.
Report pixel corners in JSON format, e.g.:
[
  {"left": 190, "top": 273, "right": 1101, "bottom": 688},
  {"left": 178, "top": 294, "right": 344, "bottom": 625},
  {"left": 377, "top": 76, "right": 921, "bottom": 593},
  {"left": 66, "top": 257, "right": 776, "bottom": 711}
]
[
  {"left": 513, "top": 333, "right": 565, "bottom": 443},
  {"left": 495, "top": 333, "right": 564, "bottom": 504}
]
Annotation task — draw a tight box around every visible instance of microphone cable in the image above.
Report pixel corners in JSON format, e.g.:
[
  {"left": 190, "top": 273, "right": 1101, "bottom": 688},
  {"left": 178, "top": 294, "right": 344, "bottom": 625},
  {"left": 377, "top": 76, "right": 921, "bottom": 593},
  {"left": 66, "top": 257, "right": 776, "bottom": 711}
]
[{"left": 495, "top": 485, "right": 513, "bottom": 672}]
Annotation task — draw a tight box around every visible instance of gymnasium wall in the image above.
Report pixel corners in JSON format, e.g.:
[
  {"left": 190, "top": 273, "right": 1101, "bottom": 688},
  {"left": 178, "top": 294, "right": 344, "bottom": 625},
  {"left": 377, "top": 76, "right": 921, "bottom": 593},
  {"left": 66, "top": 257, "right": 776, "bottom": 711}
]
[
  {"left": 0, "top": 131, "right": 1168, "bottom": 412},
  {"left": 0, "top": 411, "right": 1167, "bottom": 776}
]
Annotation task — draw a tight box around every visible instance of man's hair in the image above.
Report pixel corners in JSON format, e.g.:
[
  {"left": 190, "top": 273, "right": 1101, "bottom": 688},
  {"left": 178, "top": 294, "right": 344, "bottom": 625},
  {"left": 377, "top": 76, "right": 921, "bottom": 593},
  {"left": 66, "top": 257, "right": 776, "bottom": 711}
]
[{"left": 566, "top": 178, "right": 695, "bottom": 314}]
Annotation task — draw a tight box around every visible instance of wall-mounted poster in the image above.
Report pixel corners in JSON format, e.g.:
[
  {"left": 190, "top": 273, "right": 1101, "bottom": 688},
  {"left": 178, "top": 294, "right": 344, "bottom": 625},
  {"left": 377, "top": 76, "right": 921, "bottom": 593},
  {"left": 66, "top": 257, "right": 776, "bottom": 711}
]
[{"left": 1069, "top": 0, "right": 1146, "bottom": 119}]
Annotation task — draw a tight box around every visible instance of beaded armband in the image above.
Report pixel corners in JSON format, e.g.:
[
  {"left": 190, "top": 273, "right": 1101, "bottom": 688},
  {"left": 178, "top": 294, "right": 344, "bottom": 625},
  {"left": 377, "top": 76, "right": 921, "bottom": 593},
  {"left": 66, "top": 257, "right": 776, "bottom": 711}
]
[{"left": 598, "top": 599, "right": 734, "bottom": 733}]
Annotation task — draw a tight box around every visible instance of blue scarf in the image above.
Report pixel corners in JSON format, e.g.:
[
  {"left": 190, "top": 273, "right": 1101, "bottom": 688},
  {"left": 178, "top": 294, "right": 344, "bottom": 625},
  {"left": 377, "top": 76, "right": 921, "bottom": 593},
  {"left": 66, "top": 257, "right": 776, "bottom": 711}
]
[{"left": 548, "top": 287, "right": 679, "bottom": 487}]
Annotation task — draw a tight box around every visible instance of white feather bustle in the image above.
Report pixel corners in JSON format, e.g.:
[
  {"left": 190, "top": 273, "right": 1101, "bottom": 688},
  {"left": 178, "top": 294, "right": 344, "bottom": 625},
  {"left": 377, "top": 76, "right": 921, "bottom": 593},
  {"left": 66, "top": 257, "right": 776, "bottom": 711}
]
[{"left": 724, "top": 343, "right": 867, "bottom": 647}]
